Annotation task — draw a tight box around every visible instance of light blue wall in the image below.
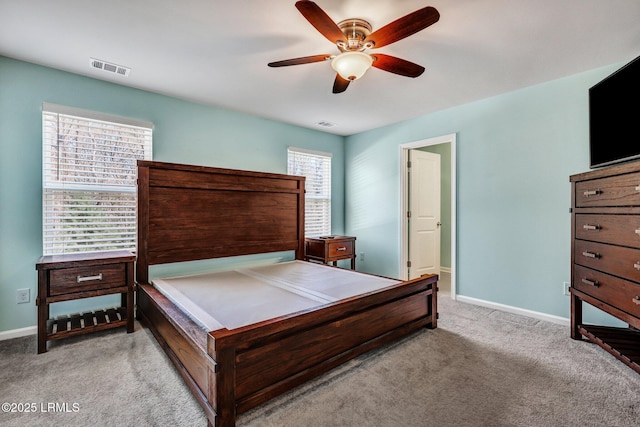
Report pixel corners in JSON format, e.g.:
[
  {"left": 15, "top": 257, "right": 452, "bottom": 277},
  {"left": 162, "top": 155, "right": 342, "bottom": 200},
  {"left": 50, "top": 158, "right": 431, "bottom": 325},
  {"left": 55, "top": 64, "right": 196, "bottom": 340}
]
[
  {"left": 0, "top": 54, "right": 627, "bottom": 333},
  {"left": 0, "top": 56, "right": 344, "bottom": 333},
  {"left": 345, "top": 62, "right": 626, "bottom": 325}
]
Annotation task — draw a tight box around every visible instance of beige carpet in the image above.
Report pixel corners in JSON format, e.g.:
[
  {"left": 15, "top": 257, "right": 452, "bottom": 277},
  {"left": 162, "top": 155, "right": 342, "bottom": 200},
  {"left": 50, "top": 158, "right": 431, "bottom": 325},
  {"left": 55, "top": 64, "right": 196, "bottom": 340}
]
[{"left": 1, "top": 294, "right": 638, "bottom": 427}]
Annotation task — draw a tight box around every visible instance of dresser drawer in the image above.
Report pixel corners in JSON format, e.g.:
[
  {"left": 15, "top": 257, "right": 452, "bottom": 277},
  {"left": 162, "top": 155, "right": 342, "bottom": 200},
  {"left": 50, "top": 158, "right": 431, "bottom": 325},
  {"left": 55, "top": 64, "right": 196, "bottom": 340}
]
[
  {"left": 575, "top": 214, "right": 640, "bottom": 248},
  {"left": 49, "top": 263, "right": 126, "bottom": 296},
  {"left": 574, "top": 240, "right": 640, "bottom": 282},
  {"left": 573, "top": 265, "right": 640, "bottom": 316},
  {"left": 328, "top": 241, "right": 354, "bottom": 257},
  {"left": 575, "top": 172, "right": 640, "bottom": 207}
]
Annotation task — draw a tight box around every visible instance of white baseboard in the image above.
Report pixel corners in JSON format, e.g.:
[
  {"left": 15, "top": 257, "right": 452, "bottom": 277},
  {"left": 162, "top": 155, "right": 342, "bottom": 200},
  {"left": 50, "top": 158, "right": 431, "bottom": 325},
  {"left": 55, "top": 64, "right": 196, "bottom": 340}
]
[
  {"left": 455, "top": 295, "right": 570, "bottom": 326},
  {"left": 1, "top": 295, "right": 567, "bottom": 339},
  {"left": 0, "top": 325, "right": 36, "bottom": 341}
]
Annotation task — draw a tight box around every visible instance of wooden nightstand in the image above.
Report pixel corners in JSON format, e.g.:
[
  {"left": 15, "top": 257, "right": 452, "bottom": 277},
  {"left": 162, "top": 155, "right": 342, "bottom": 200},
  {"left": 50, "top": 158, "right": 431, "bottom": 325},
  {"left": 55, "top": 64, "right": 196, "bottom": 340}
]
[
  {"left": 35, "top": 250, "right": 135, "bottom": 353},
  {"left": 305, "top": 236, "right": 356, "bottom": 269}
]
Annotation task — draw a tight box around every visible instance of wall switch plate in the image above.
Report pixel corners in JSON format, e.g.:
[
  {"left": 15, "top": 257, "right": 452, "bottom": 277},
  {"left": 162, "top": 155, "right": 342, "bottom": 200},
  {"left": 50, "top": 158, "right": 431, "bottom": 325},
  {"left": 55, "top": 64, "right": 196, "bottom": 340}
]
[
  {"left": 563, "top": 281, "right": 571, "bottom": 296},
  {"left": 16, "top": 288, "right": 30, "bottom": 304},
  {"left": 359, "top": 252, "right": 365, "bottom": 262}
]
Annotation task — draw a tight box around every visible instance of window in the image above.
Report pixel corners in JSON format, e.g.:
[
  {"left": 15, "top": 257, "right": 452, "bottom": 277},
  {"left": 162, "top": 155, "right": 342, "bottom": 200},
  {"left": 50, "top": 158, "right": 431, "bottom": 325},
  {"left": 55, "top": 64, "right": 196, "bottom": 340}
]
[
  {"left": 287, "top": 147, "right": 332, "bottom": 237},
  {"left": 42, "top": 103, "right": 152, "bottom": 255}
]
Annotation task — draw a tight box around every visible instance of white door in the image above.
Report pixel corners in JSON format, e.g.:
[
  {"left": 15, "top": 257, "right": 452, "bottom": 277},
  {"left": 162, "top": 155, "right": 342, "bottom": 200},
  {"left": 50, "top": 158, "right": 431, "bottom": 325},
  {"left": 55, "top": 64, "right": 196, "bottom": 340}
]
[{"left": 408, "top": 149, "right": 441, "bottom": 280}]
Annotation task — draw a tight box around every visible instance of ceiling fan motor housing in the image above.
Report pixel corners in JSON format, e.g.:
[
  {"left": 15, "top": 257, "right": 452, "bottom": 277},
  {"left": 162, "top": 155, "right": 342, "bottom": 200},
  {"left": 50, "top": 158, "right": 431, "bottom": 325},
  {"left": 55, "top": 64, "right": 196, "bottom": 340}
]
[{"left": 337, "top": 19, "right": 372, "bottom": 51}]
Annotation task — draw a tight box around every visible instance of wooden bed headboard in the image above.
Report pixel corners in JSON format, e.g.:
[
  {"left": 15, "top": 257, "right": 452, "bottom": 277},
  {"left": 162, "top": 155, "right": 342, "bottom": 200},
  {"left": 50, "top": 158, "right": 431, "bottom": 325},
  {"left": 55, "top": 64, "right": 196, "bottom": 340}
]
[{"left": 136, "top": 160, "right": 305, "bottom": 284}]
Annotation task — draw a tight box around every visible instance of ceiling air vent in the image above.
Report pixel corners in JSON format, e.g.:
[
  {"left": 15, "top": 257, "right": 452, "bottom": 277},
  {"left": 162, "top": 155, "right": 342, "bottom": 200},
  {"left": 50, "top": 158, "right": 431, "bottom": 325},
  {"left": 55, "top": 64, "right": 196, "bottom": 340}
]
[
  {"left": 315, "top": 121, "right": 336, "bottom": 128},
  {"left": 89, "top": 58, "right": 130, "bottom": 77}
]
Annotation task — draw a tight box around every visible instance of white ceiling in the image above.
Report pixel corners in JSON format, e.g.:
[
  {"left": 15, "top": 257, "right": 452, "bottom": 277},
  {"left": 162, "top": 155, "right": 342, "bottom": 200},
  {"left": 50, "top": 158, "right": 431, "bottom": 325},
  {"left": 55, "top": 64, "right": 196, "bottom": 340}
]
[{"left": 1, "top": 0, "right": 639, "bottom": 136}]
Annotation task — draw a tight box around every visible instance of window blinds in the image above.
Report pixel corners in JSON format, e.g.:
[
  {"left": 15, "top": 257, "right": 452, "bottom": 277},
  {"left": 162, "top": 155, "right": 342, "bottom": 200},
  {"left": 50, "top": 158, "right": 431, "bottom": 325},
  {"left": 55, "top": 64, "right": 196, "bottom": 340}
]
[
  {"left": 287, "top": 147, "right": 332, "bottom": 237},
  {"left": 42, "top": 103, "right": 152, "bottom": 255}
]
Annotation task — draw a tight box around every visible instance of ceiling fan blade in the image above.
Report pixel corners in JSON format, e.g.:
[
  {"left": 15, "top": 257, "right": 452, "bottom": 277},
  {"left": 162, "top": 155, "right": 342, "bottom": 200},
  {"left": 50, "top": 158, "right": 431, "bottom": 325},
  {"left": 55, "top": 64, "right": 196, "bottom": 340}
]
[
  {"left": 333, "top": 74, "right": 350, "bottom": 93},
  {"left": 268, "top": 54, "right": 331, "bottom": 67},
  {"left": 295, "top": 1, "right": 346, "bottom": 45},
  {"left": 365, "top": 6, "right": 439, "bottom": 48},
  {"left": 371, "top": 54, "right": 425, "bottom": 78}
]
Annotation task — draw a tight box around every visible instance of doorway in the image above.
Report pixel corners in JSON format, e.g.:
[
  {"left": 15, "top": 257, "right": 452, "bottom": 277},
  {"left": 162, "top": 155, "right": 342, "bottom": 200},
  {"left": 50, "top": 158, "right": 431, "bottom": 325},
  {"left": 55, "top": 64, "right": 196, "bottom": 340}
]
[{"left": 399, "top": 134, "right": 457, "bottom": 299}]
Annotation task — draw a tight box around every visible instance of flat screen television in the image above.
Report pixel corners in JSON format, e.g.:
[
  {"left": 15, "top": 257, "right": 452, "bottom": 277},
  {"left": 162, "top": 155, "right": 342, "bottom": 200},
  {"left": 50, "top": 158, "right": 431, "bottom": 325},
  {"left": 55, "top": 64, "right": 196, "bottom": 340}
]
[{"left": 589, "top": 54, "right": 640, "bottom": 168}]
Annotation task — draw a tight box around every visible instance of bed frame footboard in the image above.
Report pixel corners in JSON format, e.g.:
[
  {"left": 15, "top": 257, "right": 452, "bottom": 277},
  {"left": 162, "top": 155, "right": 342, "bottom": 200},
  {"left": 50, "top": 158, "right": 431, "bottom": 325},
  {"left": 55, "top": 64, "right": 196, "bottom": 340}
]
[{"left": 217, "top": 274, "right": 438, "bottom": 418}]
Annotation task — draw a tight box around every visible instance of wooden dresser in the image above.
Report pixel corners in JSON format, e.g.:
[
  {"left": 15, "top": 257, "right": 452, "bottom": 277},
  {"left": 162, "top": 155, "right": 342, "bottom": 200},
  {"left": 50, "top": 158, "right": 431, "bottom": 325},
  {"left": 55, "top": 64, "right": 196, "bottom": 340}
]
[{"left": 570, "top": 161, "right": 640, "bottom": 374}]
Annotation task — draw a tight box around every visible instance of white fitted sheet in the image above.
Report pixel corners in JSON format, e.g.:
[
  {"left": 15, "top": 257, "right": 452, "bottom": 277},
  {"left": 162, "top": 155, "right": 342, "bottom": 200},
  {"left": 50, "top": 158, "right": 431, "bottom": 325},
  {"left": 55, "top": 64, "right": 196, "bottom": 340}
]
[{"left": 152, "top": 260, "right": 400, "bottom": 331}]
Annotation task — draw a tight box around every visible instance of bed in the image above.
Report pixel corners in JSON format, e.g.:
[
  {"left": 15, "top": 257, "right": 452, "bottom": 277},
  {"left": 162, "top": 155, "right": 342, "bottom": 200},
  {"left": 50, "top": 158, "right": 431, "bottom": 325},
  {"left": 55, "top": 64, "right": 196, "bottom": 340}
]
[{"left": 135, "top": 160, "right": 438, "bottom": 427}]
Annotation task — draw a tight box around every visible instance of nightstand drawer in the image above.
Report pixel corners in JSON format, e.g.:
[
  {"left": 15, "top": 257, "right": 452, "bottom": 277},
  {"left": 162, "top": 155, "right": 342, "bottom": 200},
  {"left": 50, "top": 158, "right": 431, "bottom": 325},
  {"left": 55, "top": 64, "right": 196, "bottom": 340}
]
[
  {"left": 49, "top": 263, "right": 126, "bottom": 296},
  {"left": 328, "top": 241, "right": 353, "bottom": 257}
]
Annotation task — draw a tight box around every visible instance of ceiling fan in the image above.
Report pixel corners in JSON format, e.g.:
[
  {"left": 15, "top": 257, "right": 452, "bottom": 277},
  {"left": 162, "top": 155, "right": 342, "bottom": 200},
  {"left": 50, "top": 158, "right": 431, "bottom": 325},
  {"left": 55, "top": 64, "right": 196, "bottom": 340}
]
[{"left": 268, "top": 1, "right": 440, "bottom": 93}]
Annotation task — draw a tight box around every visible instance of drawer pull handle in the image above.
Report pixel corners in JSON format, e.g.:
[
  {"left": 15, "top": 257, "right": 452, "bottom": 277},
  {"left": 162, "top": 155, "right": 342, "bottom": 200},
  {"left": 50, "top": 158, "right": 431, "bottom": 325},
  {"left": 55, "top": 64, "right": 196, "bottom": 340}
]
[
  {"left": 583, "top": 189, "right": 601, "bottom": 197},
  {"left": 633, "top": 296, "right": 640, "bottom": 305},
  {"left": 583, "top": 224, "right": 600, "bottom": 231},
  {"left": 336, "top": 247, "right": 347, "bottom": 251},
  {"left": 582, "top": 251, "right": 600, "bottom": 259},
  {"left": 77, "top": 273, "right": 103, "bottom": 283},
  {"left": 636, "top": 228, "right": 640, "bottom": 236},
  {"left": 581, "top": 278, "right": 599, "bottom": 287},
  {"left": 636, "top": 185, "right": 640, "bottom": 192},
  {"left": 634, "top": 262, "right": 640, "bottom": 271}
]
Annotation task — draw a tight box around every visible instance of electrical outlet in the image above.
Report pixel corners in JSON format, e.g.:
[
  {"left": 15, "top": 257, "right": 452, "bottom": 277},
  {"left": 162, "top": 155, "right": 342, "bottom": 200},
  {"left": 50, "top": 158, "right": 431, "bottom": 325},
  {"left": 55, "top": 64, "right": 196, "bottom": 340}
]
[
  {"left": 563, "top": 281, "right": 571, "bottom": 296},
  {"left": 359, "top": 252, "right": 365, "bottom": 263},
  {"left": 16, "top": 288, "right": 30, "bottom": 304}
]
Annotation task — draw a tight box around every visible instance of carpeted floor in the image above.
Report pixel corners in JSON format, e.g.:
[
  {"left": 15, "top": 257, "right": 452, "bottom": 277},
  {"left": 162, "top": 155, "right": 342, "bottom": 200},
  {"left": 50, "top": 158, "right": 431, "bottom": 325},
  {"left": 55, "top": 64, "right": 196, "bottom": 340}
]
[{"left": 1, "top": 289, "right": 638, "bottom": 427}]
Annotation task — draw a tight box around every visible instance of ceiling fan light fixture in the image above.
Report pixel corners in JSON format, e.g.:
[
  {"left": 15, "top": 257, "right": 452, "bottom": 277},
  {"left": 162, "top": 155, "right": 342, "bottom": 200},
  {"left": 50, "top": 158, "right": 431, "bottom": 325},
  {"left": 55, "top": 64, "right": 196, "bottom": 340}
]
[{"left": 331, "top": 51, "right": 373, "bottom": 81}]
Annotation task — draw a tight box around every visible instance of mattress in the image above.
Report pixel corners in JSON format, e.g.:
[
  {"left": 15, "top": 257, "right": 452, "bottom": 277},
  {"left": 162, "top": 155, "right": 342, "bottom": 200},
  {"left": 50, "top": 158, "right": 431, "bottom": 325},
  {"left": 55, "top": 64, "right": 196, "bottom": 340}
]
[{"left": 152, "top": 260, "right": 400, "bottom": 331}]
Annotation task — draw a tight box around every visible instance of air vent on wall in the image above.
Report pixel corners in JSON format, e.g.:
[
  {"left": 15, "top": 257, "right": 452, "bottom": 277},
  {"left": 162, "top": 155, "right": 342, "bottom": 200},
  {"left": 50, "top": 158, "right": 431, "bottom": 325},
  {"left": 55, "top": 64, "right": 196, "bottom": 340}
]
[{"left": 89, "top": 58, "right": 130, "bottom": 77}]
